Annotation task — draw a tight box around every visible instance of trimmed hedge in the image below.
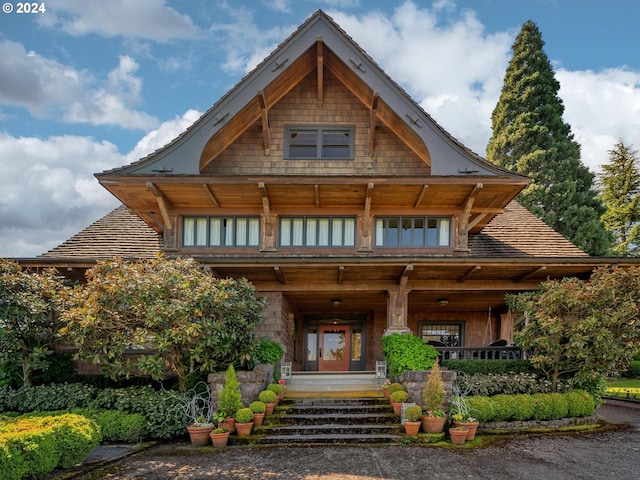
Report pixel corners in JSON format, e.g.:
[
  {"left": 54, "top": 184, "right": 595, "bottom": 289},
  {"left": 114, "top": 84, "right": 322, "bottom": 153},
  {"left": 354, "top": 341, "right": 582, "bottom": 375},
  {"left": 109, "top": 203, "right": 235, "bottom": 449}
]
[
  {"left": 381, "top": 334, "right": 438, "bottom": 379},
  {"left": 0, "top": 413, "right": 101, "bottom": 480},
  {"left": 462, "top": 390, "right": 595, "bottom": 423}
]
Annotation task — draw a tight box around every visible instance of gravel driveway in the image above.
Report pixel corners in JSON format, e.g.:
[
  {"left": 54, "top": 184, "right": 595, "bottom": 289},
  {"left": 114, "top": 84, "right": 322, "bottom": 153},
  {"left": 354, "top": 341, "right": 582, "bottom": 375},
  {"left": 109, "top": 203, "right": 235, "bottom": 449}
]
[{"left": 68, "top": 400, "right": 640, "bottom": 480}]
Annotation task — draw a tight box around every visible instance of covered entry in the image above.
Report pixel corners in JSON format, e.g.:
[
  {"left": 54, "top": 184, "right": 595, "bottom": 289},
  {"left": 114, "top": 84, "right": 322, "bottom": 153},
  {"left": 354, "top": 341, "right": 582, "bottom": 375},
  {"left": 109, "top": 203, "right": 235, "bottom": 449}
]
[{"left": 302, "top": 315, "right": 367, "bottom": 372}]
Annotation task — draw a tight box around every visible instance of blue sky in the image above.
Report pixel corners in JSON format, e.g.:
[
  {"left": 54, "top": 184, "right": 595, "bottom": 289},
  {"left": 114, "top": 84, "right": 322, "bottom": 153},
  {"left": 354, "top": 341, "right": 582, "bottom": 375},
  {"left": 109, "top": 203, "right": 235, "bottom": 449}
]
[{"left": 1, "top": 0, "right": 640, "bottom": 257}]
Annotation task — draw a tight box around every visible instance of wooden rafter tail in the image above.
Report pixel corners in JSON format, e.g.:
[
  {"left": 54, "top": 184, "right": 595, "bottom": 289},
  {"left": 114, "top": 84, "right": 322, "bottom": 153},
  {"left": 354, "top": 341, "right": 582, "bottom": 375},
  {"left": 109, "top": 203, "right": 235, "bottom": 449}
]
[{"left": 146, "top": 182, "right": 172, "bottom": 231}]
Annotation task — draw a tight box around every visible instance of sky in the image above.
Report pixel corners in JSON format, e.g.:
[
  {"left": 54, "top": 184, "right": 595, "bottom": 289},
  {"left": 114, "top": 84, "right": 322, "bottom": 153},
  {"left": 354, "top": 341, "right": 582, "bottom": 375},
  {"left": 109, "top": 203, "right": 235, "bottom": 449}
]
[{"left": 1, "top": 0, "right": 640, "bottom": 258}]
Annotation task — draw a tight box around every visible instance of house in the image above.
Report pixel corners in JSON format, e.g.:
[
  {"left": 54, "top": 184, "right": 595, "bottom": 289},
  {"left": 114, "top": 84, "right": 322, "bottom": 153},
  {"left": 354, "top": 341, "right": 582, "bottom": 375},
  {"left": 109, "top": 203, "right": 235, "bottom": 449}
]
[{"left": 22, "top": 11, "right": 640, "bottom": 372}]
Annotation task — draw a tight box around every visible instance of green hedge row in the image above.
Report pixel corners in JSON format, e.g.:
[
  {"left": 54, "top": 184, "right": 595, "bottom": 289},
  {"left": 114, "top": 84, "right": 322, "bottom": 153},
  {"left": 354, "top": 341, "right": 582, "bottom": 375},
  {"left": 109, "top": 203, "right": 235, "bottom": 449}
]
[
  {"left": 625, "top": 360, "right": 640, "bottom": 378},
  {"left": 0, "top": 413, "right": 101, "bottom": 480},
  {"left": 0, "top": 384, "right": 187, "bottom": 440},
  {"left": 442, "top": 359, "right": 532, "bottom": 375},
  {"left": 460, "top": 390, "right": 596, "bottom": 423}
]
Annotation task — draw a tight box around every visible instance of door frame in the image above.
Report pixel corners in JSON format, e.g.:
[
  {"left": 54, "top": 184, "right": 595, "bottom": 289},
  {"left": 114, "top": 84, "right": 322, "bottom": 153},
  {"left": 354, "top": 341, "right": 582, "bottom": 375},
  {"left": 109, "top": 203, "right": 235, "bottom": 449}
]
[{"left": 302, "top": 314, "right": 367, "bottom": 372}]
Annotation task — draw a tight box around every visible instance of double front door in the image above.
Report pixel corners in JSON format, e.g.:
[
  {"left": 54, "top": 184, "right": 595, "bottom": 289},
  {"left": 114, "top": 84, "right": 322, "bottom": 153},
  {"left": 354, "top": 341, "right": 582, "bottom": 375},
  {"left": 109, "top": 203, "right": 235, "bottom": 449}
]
[{"left": 303, "top": 316, "right": 366, "bottom": 371}]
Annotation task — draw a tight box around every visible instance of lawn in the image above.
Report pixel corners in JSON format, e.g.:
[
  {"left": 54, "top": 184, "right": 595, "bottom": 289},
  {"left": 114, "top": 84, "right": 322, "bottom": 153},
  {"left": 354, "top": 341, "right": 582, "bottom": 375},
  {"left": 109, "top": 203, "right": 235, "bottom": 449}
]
[{"left": 606, "top": 379, "right": 640, "bottom": 400}]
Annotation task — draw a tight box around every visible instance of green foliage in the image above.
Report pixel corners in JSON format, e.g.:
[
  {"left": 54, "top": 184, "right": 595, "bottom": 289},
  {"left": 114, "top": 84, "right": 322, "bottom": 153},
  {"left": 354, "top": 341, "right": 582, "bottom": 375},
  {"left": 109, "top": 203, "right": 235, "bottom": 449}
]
[
  {"left": 74, "top": 409, "right": 147, "bottom": 443},
  {"left": 455, "top": 372, "right": 568, "bottom": 397},
  {"left": 266, "top": 383, "right": 283, "bottom": 395},
  {"left": 217, "top": 365, "right": 243, "bottom": 418},
  {"left": 58, "top": 256, "right": 267, "bottom": 393},
  {"left": 463, "top": 396, "right": 494, "bottom": 423},
  {"left": 249, "top": 401, "right": 266, "bottom": 414},
  {"left": 0, "top": 413, "right": 101, "bottom": 479},
  {"left": 390, "top": 390, "right": 409, "bottom": 403},
  {"left": 442, "top": 359, "right": 532, "bottom": 375},
  {"left": 385, "top": 383, "right": 404, "bottom": 395},
  {"left": 404, "top": 405, "right": 422, "bottom": 422},
  {"left": 598, "top": 140, "right": 640, "bottom": 257},
  {"left": 234, "top": 407, "right": 254, "bottom": 424},
  {"left": 258, "top": 390, "right": 276, "bottom": 404},
  {"left": 0, "top": 260, "right": 65, "bottom": 387},
  {"left": 253, "top": 338, "right": 284, "bottom": 365},
  {"left": 486, "top": 21, "right": 610, "bottom": 255},
  {"left": 626, "top": 361, "right": 640, "bottom": 378},
  {"left": 565, "top": 390, "right": 595, "bottom": 418},
  {"left": 509, "top": 266, "right": 640, "bottom": 391},
  {"left": 381, "top": 334, "right": 438, "bottom": 379},
  {"left": 422, "top": 359, "right": 445, "bottom": 411}
]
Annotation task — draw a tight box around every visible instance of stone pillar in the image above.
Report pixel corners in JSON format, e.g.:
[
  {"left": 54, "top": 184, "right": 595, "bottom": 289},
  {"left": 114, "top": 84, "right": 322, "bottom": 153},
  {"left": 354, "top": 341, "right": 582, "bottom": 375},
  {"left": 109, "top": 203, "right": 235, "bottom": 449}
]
[{"left": 384, "top": 287, "right": 411, "bottom": 335}]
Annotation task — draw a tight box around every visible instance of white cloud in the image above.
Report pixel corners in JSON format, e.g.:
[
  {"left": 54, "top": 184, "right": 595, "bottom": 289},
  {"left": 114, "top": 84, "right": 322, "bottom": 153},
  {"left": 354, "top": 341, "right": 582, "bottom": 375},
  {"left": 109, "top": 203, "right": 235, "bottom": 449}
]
[
  {"left": 38, "top": 0, "right": 200, "bottom": 42},
  {"left": 0, "top": 42, "right": 158, "bottom": 130}
]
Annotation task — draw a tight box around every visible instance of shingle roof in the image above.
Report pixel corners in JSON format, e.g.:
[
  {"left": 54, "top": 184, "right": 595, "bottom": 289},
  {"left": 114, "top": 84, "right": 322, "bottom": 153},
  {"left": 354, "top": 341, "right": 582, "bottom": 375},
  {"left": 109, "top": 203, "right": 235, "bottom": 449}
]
[
  {"left": 38, "top": 206, "right": 161, "bottom": 259},
  {"left": 469, "top": 202, "right": 589, "bottom": 257},
  {"left": 38, "top": 201, "right": 587, "bottom": 260}
]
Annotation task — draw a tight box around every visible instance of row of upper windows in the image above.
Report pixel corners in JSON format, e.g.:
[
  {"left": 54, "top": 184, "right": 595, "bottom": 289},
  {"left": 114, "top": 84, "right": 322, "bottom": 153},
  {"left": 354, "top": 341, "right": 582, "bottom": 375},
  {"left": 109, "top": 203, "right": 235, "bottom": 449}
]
[{"left": 182, "top": 216, "right": 451, "bottom": 248}]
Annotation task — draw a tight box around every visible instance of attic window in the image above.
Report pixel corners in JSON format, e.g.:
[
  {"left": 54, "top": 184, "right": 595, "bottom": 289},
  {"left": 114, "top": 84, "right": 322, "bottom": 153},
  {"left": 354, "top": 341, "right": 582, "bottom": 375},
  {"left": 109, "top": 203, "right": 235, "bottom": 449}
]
[{"left": 285, "top": 125, "right": 354, "bottom": 160}]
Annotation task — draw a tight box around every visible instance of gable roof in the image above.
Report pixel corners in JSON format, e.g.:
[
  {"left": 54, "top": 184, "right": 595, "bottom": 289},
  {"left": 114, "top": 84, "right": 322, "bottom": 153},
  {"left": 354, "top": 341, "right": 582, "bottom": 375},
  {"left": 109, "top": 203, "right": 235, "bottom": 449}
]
[{"left": 97, "top": 10, "right": 525, "bottom": 179}]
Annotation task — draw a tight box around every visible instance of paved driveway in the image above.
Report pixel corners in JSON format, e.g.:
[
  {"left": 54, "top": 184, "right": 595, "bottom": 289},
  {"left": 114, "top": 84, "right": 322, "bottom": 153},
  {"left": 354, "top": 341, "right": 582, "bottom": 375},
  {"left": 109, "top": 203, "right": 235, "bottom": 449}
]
[{"left": 71, "top": 400, "right": 640, "bottom": 480}]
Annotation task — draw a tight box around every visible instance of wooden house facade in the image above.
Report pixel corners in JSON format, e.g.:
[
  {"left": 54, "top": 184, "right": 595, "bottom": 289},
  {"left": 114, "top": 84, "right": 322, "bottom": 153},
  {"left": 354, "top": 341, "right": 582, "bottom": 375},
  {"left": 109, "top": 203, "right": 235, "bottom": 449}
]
[{"left": 25, "top": 11, "right": 639, "bottom": 373}]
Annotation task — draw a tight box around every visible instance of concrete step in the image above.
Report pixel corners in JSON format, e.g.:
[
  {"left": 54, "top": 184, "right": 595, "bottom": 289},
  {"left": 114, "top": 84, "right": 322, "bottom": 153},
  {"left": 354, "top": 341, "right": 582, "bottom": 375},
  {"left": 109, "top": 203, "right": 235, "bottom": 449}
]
[{"left": 284, "top": 372, "right": 386, "bottom": 397}]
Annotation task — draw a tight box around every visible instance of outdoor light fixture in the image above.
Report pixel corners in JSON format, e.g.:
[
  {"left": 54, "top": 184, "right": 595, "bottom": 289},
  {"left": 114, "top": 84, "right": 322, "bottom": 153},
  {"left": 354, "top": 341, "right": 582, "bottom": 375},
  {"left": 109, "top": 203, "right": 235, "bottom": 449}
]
[
  {"left": 331, "top": 298, "right": 342, "bottom": 307},
  {"left": 437, "top": 298, "right": 449, "bottom": 305}
]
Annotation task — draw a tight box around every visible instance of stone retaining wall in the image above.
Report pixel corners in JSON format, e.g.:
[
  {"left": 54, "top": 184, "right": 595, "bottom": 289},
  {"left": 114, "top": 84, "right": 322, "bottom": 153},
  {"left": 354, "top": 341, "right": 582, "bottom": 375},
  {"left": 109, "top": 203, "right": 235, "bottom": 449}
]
[
  {"left": 398, "top": 369, "right": 457, "bottom": 409},
  {"left": 207, "top": 364, "right": 274, "bottom": 407},
  {"left": 480, "top": 413, "right": 599, "bottom": 431}
]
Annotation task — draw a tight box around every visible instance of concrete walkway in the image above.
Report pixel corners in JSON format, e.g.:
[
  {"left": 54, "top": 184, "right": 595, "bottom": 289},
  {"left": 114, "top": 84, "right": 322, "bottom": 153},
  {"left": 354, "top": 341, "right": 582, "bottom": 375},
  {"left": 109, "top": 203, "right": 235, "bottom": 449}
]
[{"left": 56, "top": 399, "right": 640, "bottom": 480}]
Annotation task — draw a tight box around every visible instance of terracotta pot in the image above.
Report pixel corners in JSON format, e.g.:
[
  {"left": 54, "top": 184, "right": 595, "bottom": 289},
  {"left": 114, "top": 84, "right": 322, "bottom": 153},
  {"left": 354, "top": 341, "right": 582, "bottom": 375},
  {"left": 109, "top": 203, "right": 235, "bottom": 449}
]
[
  {"left": 187, "top": 424, "right": 214, "bottom": 447},
  {"left": 382, "top": 387, "right": 390, "bottom": 399},
  {"left": 391, "top": 401, "right": 403, "bottom": 416},
  {"left": 265, "top": 402, "right": 276, "bottom": 415},
  {"left": 219, "top": 417, "right": 236, "bottom": 434},
  {"left": 404, "top": 420, "right": 421, "bottom": 436},
  {"left": 210, "top": 430, "right": 230, "bottom": 448},
  {"left": 235, "top": 421, "right": 254, "bottom": 437},
  {"left": 454, "top": 421, "right": 479, "bottom": 440},
  {"left": 421, "top": 415, "right": 446, "bottom": 433},
  {"left": 253, "top": 412, "right": 265, "bottom": 426},
  {"left": 449, "top": 427, "right": 468, "bottom": 445}
]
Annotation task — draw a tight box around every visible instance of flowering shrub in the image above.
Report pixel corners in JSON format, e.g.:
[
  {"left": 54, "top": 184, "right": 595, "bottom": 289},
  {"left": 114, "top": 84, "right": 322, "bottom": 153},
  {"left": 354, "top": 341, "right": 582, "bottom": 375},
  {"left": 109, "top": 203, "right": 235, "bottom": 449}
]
[{"left": 425, "top": 409, "right": 445, "bottom": 418}]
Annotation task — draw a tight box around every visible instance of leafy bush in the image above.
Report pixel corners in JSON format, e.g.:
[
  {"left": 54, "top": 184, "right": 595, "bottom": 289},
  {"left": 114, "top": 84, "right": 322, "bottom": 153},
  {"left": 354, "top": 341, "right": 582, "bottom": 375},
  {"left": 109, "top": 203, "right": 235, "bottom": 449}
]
[
  {"left": 455, "top": 372, "right": 569, "bottom": 396},
  {"left": 390, "top": 390, "right": 409, "bottom": 403},
  {"left": 489, "top": 394, "right": 518, "bottom": 422},
  {"left": 381, "top": 334, "right": 438, "bottom": 379},
  {"left": 267, "top": 383, "right": 283, "bottom": 395},
  {"left": 74, "top": 409, "right": 147, "bottom": 443},
  {"left": 464, "top": 396, "right": 494, "bottom": 423},
  {"left": 249, "top": 401, "right": 266, "bottom": 414},
  {"left": 565, "top": 390, "right": 595, "bottom": 418},
  {"left": 625, "top": 361, "right": 640, "bottom": 378},
  {"left": 443, "top": 359, "right": 532, "bottom": 375},
  {"left": 385, "top": 383, "right": 404, "bottom": 395},
  {"left": 235, "top": 408, "right": 254, "bottom": 424},
  {"left": 258, "top": 390, "right": 277, "bottom": 404},
  {"left": 253, "top": 338, "right": 284, "bottom": 365}
]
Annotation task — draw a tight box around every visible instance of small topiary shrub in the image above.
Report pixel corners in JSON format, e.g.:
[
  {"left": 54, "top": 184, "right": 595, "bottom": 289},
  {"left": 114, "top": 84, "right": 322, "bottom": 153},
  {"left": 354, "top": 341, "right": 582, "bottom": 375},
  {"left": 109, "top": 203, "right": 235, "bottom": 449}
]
[
  {"left": 404, "top": 405, "right": 422, "bottom": 422},
  {"left": 422, "top": 359, "right": 446, "bottom": 411},
  {"left": 217, "top": 365, "right": 243, "bottom": 419},
  {"left": 266, "top": 383, "right": 283, "bottom": 396},
  {"left": 258, "top": 390, "right": 277, "bottom": 404},
  {"left": 253, "top": 338, "right": 284, "bottom": 365},
  {"left": 249, "top": 401, "right": 266, "bottom": 414},
  {"left": 390, "top": 390, "right": 409, "bottom": 403},
  {"left": 385, "top": 383, "right": 404, "bottom": 396},
  {"left": 235, "top": 408, "right": 254, "bottom": 424}
]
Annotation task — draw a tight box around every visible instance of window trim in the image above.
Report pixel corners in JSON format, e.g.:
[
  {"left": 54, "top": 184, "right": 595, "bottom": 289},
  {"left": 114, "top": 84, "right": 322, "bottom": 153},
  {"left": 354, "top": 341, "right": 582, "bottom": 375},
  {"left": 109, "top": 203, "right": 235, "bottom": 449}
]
[
  {"left": 285, "top": 125, "right": 355, "bottom": 160},
  {"left": 182, "top": 216, "right": 260, "bottom": 248},
  {"left": 279, "top": 216, "right": 357, "bottom": 248},
  {"left": 418, "top": 321, "right": 465, "bottom": 347},
  {"left": 375, "top": 216, "right": 451, "bottom": 248}
]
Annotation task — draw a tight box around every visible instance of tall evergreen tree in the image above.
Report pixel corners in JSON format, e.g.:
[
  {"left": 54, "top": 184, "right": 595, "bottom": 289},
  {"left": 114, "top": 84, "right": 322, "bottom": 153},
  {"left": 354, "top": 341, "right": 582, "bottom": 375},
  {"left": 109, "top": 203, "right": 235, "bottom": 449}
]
[
  {"left": 598, "top": 140, "right": 640, "bottom": 257},
  {"left": 486, "top": 20, "right": 611, "bottom": 255}
]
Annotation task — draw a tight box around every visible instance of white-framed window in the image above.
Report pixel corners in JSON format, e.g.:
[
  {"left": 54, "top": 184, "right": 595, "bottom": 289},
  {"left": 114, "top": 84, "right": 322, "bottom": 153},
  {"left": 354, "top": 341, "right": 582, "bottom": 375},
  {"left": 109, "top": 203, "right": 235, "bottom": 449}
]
[
  {"left": 375, "top": 216, "right": 451, "bottom": 248},
  {"left": 280, "top": 217, "right": 356, "bottom": 247},
  {"left": 419, "top": 321, "right": 464, "bottom": 347},
  {"left": 183, "top": 216, "right": 260, "bottom": 247},
  {"left": 285, "top": 125, "right": 355, "bottom": 160}
]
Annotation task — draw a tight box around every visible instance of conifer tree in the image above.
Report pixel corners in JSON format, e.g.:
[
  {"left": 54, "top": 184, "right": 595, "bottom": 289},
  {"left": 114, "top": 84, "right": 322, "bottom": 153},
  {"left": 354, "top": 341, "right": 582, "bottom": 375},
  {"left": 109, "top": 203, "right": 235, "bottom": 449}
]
[
  {"left": 598, "top": 140, "right": 640, "bottom": 257},
  {"left": 486, "top": 20, "right": 610, "bottom": 255}
]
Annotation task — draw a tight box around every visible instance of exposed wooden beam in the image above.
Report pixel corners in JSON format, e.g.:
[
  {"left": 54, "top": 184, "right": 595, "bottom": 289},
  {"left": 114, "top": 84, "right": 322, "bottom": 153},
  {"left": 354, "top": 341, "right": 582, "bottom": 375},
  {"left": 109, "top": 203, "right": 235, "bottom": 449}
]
[
  {"left": 145, "top": 182, "right": 172, "bottom": 231},
  {"left": 316, "top": 37, "right": 324, "bottom": 108},
  {"left": 414, "top": 185, "right": 429, "bottom": 208},
  {"left": 337, "top": 265, "right": 345, "bottom": 285},
  {"left": 400, "top": 264, "right": 414, "bottom": 282},
  {"left": 273, "top": 266, "right": 286, "bottom": 284},
  {"left": 458, "top": 265, "right": 481, "bottom": 283},
  {"left": 259, "top": 182, "right": 272, "bottom": 236},
  {"left": 258, "top": 91, "right": 270, "bottom": 156},
  {"left": 455, "top": 183, "right": 483, "bottom": 252},
  {"left": 368, "top": 93, "right": 379, "bottom": 157},
  {"left": 516, "top": 266, "right": 547, "bottom": 283},
  {"left": 202, "top": 184, "right": 220, "bottom": 207},
  {"left": 468, "top": 212, "right": 490, "bottom": 231}
]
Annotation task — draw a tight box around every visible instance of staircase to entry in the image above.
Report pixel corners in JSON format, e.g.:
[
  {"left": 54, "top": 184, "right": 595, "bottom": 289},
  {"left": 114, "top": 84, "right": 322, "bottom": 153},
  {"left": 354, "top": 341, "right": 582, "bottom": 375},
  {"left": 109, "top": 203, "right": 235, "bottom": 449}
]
[{"left": 254, "top": 372, "right": 404, "bottom": 445}]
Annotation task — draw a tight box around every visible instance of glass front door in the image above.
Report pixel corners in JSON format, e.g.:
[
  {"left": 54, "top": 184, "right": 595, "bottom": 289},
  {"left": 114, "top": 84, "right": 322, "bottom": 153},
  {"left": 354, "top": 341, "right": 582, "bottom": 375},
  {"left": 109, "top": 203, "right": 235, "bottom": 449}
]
[{"left": 318, "top": 325, "right": 350, "bottom": 371}]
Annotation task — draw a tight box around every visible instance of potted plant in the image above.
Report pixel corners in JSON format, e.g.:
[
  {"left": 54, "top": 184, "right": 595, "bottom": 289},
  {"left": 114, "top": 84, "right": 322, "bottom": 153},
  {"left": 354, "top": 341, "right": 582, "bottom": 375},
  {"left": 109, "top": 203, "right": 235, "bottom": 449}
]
[
  {"left": 169, "top": 381, "right": 215, "bottom": 446},
  {"left": 385, "top": 383, "right": 404, "bottom": 402},
  {"left": 216, "top": 365, "right": 243, "bottom": 434},
  {"left": 258, "top": 389, "right": 278, "bottom": 415},
  {"left": 234, "top": 407, "right": 255, "bottom": 436},
  {"left": 390, "top": 390, "right": 409, "bottom": 415},
  {"left": 278, "top": 378, "right": 287, "bottom": 397},
  {"left": 381, "top": 379, "right": 392, "bottom": 398},
  {"left": 267, "top": 383, "right": 284, "bottom": 403},
  {"left": 421, "top": 359, "right": 447, "bottom": 433},
  {"left": 403, "top": 404, "right": 422, "bottom": 436},
  {"left": 449, "top": 425, "right": 468, "bottom": 445},
  {"left": 451, "top": 383, "right": 479, "bottom": 440},
  {"left": 249, "top": 400, "right": 267, "bottom": 426},
  {"left": 210, "top": 427, "right": 230, "bottom": 448}
]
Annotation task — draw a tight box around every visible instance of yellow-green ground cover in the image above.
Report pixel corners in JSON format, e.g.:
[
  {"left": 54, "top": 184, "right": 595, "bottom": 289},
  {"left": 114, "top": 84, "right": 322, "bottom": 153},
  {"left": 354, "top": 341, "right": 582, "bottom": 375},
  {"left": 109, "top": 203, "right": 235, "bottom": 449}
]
[{"left": 606, "top": 379, "right": 640, "bottom": 400}]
